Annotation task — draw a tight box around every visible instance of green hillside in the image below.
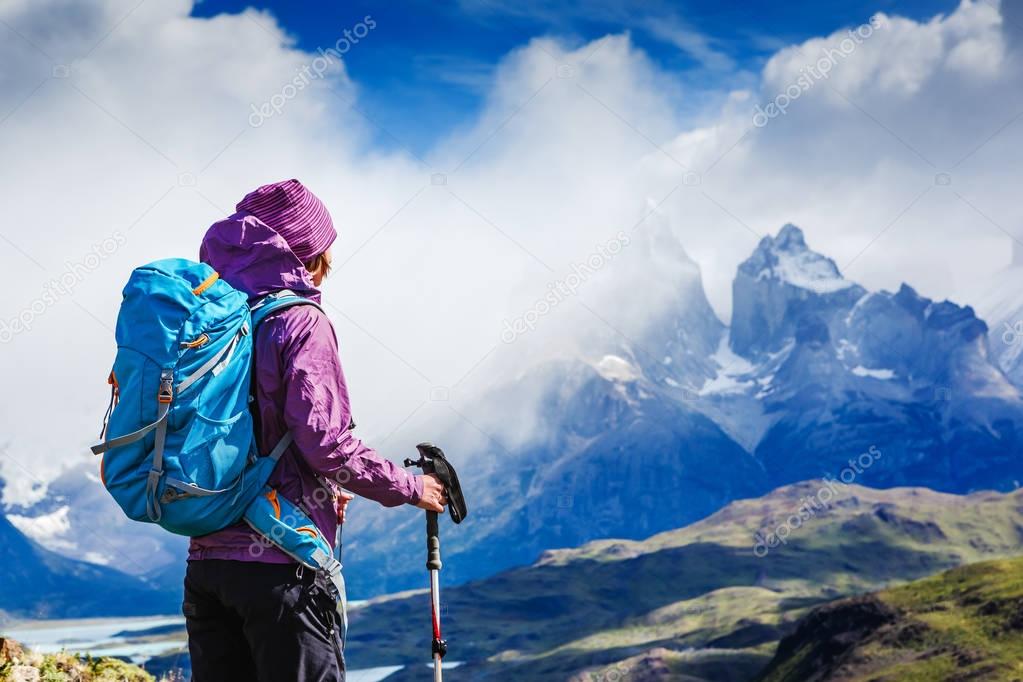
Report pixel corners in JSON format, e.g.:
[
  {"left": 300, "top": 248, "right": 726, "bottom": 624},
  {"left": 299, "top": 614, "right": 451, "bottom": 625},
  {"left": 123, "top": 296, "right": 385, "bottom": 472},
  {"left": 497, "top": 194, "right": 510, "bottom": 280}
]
[
  {"left": 758, "top": 556, "right": 1023, "bottom": 681},
  {"left": 0, "top": 638, "right": 158, "bottom": 682},
  {"left": 347, "top": 482, "right": 1023, "bottom": 680}
]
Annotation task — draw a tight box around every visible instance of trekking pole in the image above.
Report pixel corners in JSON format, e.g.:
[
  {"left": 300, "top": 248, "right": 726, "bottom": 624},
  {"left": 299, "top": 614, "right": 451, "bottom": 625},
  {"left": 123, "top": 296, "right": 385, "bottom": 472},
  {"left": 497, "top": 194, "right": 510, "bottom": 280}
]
[{"left": 404, "top": 443, "right": 467, "bottom": 682}]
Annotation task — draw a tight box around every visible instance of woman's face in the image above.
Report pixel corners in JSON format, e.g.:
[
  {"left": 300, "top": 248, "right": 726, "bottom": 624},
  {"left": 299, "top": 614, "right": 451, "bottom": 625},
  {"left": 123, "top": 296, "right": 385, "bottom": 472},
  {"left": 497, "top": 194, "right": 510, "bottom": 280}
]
[{"left": 311, "top": 248, "right": 332, "bottom": 287}]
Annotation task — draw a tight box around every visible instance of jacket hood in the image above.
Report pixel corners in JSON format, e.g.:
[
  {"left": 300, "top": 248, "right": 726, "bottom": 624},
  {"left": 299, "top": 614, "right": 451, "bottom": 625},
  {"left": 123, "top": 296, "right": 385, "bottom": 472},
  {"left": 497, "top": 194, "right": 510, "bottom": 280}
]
[{"left": 199, "top": 212, "right": 321, "bottom": 303}]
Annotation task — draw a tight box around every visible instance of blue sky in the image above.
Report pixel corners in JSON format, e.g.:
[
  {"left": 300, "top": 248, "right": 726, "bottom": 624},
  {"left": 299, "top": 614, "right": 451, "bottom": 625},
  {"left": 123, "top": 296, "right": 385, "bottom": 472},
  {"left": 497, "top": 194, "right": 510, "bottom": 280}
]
[{"left": 192, "top": 0, "right": 959, "bottom": 154}]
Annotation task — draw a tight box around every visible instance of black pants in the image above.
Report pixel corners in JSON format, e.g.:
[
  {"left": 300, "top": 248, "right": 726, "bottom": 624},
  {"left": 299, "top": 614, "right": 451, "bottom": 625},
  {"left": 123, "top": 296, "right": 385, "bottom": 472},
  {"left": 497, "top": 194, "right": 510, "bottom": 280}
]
[{"left": 184, "top": 560, "right": 345, "bottom": 682}]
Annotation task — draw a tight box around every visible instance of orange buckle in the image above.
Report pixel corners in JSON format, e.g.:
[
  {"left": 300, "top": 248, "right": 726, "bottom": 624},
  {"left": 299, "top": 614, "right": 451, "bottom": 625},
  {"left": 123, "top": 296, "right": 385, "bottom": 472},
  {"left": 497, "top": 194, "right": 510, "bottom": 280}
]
[{"left": 158, "top": 379, "right": 173, "bottom": 404}]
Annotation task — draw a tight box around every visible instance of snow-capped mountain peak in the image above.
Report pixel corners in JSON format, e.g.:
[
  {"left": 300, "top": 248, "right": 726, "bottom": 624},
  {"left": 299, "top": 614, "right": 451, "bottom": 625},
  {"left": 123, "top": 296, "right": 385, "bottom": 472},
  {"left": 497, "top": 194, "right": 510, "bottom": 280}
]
[
  {"left": 744, "top": 224, "right": 854, "bottom": 295},
  {"left": 731, "top": 225, "right": 866, "bottom": 357}
]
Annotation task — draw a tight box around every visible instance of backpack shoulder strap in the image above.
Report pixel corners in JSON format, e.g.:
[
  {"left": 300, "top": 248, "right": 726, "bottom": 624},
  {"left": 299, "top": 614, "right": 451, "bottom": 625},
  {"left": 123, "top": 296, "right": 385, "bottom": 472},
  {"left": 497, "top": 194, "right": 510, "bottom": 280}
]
[
  {"left": 247, "top": 290, "right": 324, "bottom": 460},
  {"left": 250, "top": 289, "right": 324, "bottom": 329}
]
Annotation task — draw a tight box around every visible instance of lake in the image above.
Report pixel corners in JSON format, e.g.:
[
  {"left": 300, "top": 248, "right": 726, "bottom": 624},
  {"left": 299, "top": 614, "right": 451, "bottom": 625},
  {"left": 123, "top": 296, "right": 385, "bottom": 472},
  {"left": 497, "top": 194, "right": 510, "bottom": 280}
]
[
  {"left": 2, "top": 616, "right": 457, "bottom": 681},
  {"left": 4, "top": 616, "right": 187, "bottom": 661}
]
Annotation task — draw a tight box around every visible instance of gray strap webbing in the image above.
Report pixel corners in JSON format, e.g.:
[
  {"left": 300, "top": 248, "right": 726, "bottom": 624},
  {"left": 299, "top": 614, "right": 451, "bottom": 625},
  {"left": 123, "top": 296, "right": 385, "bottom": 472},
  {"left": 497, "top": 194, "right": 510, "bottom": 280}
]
[
  {"left": 336, "top": 567, "right": 348, "bottom": 648},
  {"left": 90, "top": 412, "right": 164, "bottom": 455},
  {"left": 268, "top": 431, "right": 294, "bottom": 461},
  {"left": 211, "top": 328, "right": 244, "bottom": 377},
  {"left": 145, "top": 398, "right": 170, "bottom": 522},
  {"left": 145, "top": 369, "right": 173, "bottom": 523},
  {"left": 164, "top": 477, "right": 237, "bottom": 497},
  {"left": 311, "top": 549, "right": 348, "bottom": 643},
  {"left": 176, "top": 328, "right": 243, "bottom": 394}
]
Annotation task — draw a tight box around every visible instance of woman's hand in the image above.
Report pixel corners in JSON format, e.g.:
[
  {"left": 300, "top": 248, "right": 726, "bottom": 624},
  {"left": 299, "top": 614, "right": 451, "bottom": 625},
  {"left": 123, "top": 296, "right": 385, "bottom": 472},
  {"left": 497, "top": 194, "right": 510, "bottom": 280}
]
[
  {"left": 416, "top": 473, "right": 448, "bottom": 513},
  {"left": 337, "top": 490, "right": 355, "bottom": 524}
]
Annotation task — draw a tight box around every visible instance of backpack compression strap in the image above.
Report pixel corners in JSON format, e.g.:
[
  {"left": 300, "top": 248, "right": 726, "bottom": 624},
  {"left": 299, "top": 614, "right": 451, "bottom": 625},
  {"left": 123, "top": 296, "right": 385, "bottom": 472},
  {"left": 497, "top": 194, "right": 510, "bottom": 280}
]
[{"left": 91, "top": 369, "right": 174, "bottom": 522}]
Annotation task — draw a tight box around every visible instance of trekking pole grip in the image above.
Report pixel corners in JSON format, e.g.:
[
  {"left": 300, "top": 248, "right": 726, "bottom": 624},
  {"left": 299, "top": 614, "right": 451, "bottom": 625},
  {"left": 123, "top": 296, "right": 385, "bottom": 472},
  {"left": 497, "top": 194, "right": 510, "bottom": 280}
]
[{"left": 426, "top": 511, "right": 442, "bottom": 571}]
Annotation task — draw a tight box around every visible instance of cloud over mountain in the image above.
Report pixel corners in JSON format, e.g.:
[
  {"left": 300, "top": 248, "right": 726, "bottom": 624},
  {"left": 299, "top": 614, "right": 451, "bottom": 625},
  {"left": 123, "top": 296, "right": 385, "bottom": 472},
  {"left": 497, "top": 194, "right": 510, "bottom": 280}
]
[{"left": 0, "top": 0, "right": 1018, "bottom": 504}]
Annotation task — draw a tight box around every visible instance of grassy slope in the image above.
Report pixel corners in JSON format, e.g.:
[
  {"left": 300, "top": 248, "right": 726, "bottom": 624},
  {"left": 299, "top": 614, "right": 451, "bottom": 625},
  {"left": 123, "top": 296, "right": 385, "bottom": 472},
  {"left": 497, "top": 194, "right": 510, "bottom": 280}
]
[
  {"left": 759, "top": 556, "right": 1023, "bottom": 681},
  {"left": 348, "top": 482, "right": 1023, "bottom": 680}
]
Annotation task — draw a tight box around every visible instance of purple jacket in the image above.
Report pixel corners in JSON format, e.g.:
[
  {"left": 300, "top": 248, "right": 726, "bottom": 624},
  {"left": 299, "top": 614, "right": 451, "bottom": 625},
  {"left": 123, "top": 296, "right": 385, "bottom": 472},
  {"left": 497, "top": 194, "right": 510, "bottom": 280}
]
[{"left": 188, "top": 213, "right": 423, "bottom": 563}]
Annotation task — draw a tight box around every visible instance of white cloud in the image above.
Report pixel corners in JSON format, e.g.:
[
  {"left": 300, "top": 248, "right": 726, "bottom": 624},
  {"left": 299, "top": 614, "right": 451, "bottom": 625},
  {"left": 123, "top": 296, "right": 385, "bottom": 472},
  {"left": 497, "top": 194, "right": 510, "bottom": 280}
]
[
  {"left": 8, "top": 506, "right": 75, "bottom": 551},
  {"left": 0, "top": 0, "right": 1019, "bottom": 501},
  {"left": 642, "top": 19, "right": 736, "bottom": 71}
]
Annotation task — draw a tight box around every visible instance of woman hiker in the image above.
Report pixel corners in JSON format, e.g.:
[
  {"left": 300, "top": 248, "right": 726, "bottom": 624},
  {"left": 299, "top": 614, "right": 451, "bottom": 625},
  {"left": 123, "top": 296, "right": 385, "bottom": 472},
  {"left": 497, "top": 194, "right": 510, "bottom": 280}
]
[{"left": 184, "top": 178, "right": 448, "bottom": 681}]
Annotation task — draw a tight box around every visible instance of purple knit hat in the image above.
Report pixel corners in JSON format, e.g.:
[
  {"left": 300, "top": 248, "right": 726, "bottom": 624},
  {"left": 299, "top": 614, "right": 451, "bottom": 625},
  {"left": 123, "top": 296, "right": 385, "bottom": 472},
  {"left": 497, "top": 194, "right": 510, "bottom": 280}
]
[{"left": 236, "top": 179, "right": 336, "bottom": 262}]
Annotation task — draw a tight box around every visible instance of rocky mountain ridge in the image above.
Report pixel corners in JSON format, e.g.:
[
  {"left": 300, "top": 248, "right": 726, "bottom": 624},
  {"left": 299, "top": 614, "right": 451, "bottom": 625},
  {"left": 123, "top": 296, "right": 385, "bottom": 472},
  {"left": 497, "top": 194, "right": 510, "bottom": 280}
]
[{"left": 10, "top": 221, "right": 1023, "bottom": 604}]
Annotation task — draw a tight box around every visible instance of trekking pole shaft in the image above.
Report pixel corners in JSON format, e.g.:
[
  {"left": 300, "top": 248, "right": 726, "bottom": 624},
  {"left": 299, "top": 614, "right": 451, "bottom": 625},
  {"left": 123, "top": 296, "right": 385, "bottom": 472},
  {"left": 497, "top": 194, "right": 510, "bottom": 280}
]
[
  {"left": 431, "top": 569, "right": 442, "bottom": 682},
  {"left": 426, "top": 511, "right": 445, "bottom": 680}
]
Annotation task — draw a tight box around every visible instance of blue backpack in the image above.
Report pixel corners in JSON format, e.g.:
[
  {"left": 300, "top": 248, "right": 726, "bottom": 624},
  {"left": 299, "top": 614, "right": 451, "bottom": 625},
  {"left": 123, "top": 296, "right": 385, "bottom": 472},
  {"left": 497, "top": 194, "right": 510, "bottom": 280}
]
[{"left": 92, "top": 259, "right": 347, "bottom": 625}]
